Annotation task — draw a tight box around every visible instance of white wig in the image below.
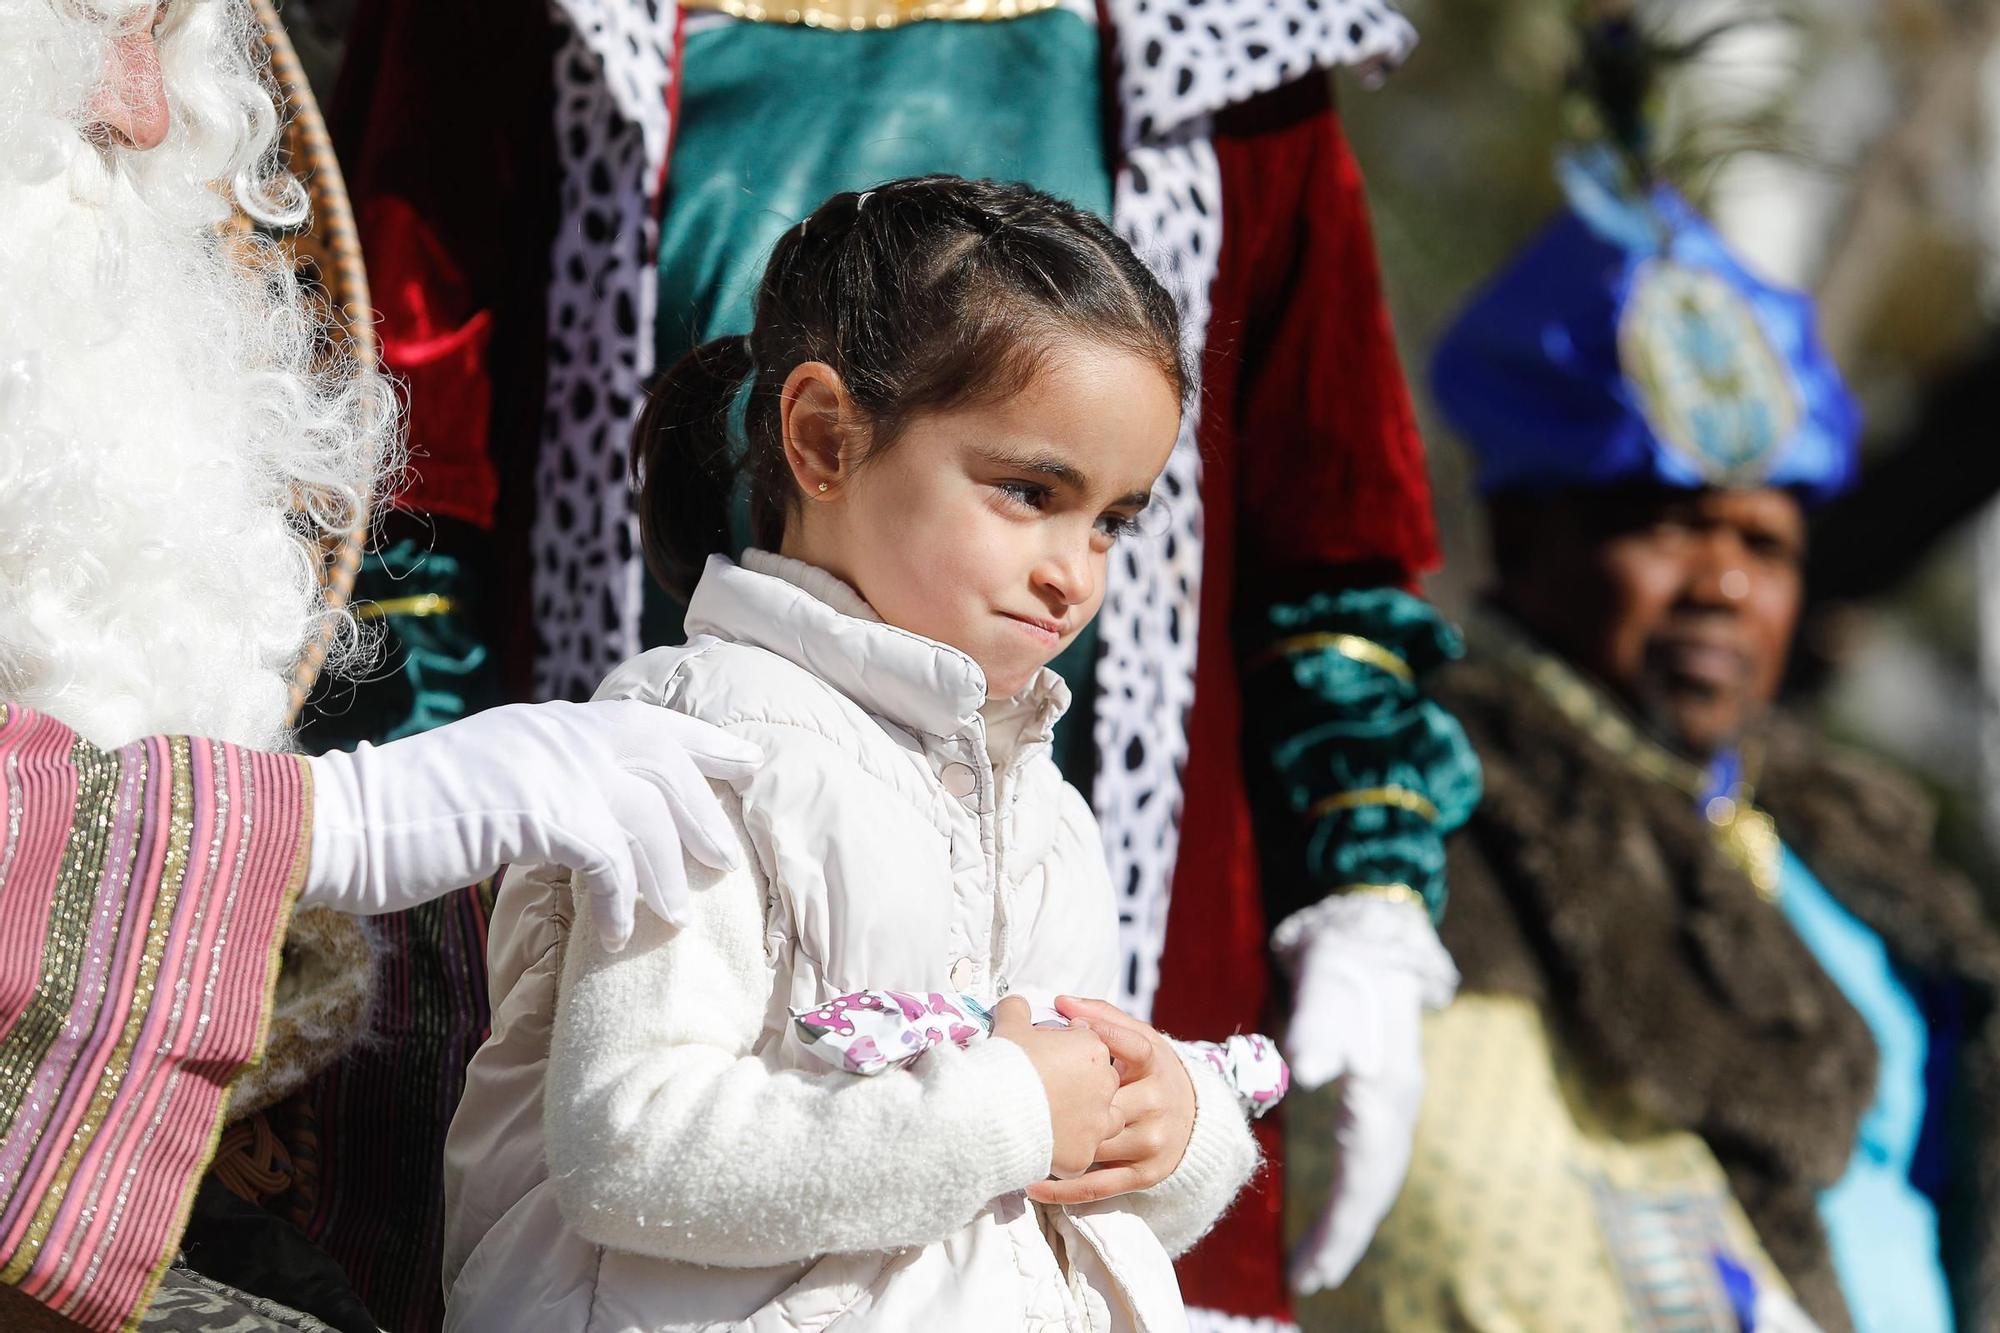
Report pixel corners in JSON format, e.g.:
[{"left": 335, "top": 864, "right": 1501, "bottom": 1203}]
[{"left": 0, "top": 0, "right": 398, "bottom": 750}]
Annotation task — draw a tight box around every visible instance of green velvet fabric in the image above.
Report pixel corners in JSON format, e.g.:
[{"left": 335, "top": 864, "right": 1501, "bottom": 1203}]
[
  {"left": 1241, "top": 588, "right": 1484, "bottom": 923},
  {"left": 297, "top": 528, "right": 501, "bottom": 756},
  {"left": 646, "top": 12, "right": 1113, "bottom": 781}
]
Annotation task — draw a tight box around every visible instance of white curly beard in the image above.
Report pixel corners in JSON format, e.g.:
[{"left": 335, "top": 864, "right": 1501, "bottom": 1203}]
[{"left": 0, "top": 0, "right": 390, "bottom": 751}]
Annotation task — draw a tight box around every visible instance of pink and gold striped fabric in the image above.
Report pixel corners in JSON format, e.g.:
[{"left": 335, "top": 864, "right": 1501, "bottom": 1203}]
[{"left": 0, "top": 705, "right": 309, "bottom": 1332}]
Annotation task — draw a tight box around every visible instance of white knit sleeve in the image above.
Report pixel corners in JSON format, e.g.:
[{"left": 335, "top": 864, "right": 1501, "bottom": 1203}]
[
  {"left": 543, "top": 783, "right": 1054, "bottom": 1268},
  {"left": 1017, "top": 783, "right": 1259, "bottom": 1255}
]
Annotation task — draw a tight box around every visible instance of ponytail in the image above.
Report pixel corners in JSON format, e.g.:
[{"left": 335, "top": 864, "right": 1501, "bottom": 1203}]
[{"left": 632, "top": 335, "right": 755, "bottom": 602}]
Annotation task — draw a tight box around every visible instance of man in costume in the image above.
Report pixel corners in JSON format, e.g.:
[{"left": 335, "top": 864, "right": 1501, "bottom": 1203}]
[
  {"left": 0, "top": 4, "right": 757, "bottom": 1329},
  {"left": 1315, "top": 165, "right": 2000, "bottom": 1332},
  {"left": 334, "top": 2, "right": 1482, "bottom": 1327}
]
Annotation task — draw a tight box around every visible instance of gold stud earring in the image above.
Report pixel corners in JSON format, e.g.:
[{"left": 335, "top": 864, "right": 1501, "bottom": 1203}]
[{"left": 818, "top": 482, "right": 830, "bottom": 493}]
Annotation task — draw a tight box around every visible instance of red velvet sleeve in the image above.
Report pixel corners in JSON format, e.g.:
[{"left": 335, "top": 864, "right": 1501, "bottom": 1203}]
[
  {"left": 1161, "top": 79, "right": 1447, "bottom": 1322},
  {"left": 1214, "top": 77, "right": 1439, "bottom": 589}
]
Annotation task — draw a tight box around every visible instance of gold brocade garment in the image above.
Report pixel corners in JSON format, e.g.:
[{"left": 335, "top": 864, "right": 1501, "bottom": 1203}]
[{"left": 1300, "top": 995, "right": 1798, "bottom": 1332}]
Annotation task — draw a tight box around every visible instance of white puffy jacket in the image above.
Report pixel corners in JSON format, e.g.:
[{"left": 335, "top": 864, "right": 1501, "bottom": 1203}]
[{"left": 442, "top": 551, "right": 1257, "bottom": 1333}]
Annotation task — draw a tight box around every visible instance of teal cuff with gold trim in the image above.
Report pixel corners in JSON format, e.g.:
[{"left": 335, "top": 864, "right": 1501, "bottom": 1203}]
[{"left": 1241, "top": 587, "right": 1482, "bottom": 924}]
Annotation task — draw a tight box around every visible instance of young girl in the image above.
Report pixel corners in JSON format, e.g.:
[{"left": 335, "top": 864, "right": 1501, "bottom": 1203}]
[{"left": 441, "top": 176, "right": 1259, "bottom": 1332}]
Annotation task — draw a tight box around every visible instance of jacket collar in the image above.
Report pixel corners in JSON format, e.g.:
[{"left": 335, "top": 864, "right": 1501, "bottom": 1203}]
[{"left": 684, "top": 551, "right": 1071, "bottom": 756}]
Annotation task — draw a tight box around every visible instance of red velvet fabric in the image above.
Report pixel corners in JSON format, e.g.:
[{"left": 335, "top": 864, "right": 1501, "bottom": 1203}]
[
  {"left": 363, "top": 197, "right": 498, "bottom": 528},
  {"left": 330, "top": 2, "right": 559, "bottom": 534},
  {"left": 1150, "top": 78, "right": 1437, "bottom": 1320}
]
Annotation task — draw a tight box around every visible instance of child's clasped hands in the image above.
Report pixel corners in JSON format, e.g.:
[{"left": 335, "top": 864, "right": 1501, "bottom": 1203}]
[
  {"left": 789, "top": 985, "right": 1283, "bottom": 1201},
  {"left": 1014, "top": 996, "right": 1199, "bottom": 1204}
]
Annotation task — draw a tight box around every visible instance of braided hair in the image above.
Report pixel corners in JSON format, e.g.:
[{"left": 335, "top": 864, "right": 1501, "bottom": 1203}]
[{"left": 633, "top": 175, "right": 1188, "bottom": 600}]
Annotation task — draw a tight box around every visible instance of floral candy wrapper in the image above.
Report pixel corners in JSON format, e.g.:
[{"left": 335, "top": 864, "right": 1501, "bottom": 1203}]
[
  {"left": 790, "top": 990, "right": 994, "bottom": 1076},
  {"left": 790, "top": 989, "right": 1289, "bottom": 1118},
  {"left": 1179, "top": 1033, "right": 1290, "bottom": 1120}
]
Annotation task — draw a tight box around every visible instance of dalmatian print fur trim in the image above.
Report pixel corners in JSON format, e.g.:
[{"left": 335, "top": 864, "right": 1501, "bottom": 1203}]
[
  {"left": 532, "top": 0, "right": 676, "bottom": 701},
  {"left": 1104, "top": 0, "right": 1416, "bottom": 147},
  {"left": 553, "top": 0, "right": 678, "bottom": 155},
  {"left": 1100, "top": 128, "right": 1219, "bottom": 1021},
  {"left": 1091, "top": 0, "right": 1417, "bottom": 1016}
]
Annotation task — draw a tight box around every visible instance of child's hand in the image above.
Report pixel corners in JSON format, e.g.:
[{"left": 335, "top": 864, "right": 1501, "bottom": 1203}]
[
  {"left": 991, "top": 996, "right": 1120, "bottom": 1178},
  {"left": 1025, "top": 996, "right": 1196, "bottom": 1206}
]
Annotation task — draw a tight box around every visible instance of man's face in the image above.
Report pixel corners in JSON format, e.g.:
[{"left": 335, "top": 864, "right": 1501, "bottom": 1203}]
[{"left": 1496, "top": 486, "right": 1808, "bottom": 760}]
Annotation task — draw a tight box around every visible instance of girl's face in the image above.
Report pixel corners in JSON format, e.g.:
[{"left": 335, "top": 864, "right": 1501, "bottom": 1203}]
[{"left": 779, "top": 342, "right": 1181, "bottom": 699}]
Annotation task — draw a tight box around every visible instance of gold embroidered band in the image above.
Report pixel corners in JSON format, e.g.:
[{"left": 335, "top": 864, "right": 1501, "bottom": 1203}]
[
  {"left": 680, "top": 0, "right": 1062, "bottom": 31},
  {"left": 353, "top": 594, "right": 457, "bottom": 622},
  {"left": 1248, "top": 632, "right": 1414, "bottom": 684},
  {"left": 1331, "top": 882, "right": 1429, "bottom": 910},
  {"left": 1309, "top": 786, "right": 1440, "bottom": 823}
]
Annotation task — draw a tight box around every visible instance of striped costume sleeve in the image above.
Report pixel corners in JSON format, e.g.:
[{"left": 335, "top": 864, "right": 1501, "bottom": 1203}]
[{"left": 0, "top": 704, "right": 310, "bottom": 1333}]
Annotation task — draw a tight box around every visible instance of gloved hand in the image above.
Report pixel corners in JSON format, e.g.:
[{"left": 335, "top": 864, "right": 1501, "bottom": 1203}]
[
  {"left": 1271, "top": 891, "right": 1458, "bottom": 1295},
  {"left": 300, "top": 700, "right": 760, "bottom": 950}
]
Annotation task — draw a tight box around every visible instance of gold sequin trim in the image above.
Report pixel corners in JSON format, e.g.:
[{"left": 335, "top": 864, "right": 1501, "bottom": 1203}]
[
  {"left": 0, "top": 742, "right": 121, "bottom": 1147},
  {"left": 681, "top": 0, "right": 1061, "bottom": 30},
  {"left": 352, "top": 594, "right": 456, "bottom": 622},
  {"left": 1248, "top": 632, "right": 1414, "bottom": 685},
  {"left": 1309, "top": 786, "right": 1440, "bottom": 823},
  {"left": 5, "top": 741, "right": 192, "bottom": 1280},
  {"left": 1331, "top": 882, "right": 1429, "bottom": 910}
]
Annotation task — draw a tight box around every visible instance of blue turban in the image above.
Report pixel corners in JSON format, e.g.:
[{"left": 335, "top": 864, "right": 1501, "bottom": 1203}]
[{"left": 1430, "top": 172, "right": 1860, "bottom": 505}]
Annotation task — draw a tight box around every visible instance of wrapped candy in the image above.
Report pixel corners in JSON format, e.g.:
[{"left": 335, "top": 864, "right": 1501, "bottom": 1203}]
[
  {"left": 1182, "top": 1033, "right": 1290, "bottom": 1120},
  {"left": 790, "top": 990, "right": 993, "bottom": 1076},
  {"left": 790, "top": 989, "right": 1288, "bottom": 1118}
]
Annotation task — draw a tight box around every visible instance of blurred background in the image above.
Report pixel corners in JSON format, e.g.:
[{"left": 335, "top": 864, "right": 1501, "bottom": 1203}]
[
  {"left": 1336, "top": 0, "right": 2000, "bottom": 886},
  {"left": 277, "top": 0, "right": 2000, "bottom": 886}
]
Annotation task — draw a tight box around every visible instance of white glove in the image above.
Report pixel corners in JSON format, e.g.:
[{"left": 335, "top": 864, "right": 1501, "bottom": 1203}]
[
  {"left": 1271, "top": 892, "right": 1458, "bottom": 1295},
  {"left": 301, "top": 699, "right": 761, "bottom": 950}
]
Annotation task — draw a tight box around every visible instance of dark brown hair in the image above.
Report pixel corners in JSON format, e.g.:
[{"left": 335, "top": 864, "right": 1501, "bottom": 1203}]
[{"left": 633, "top": 175, "right": 1188, "bottom": 600}]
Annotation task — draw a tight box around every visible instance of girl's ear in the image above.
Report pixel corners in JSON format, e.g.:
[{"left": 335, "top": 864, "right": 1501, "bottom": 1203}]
[{"left": 779, "top": 362, "right": 859, "bottom": 500}]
